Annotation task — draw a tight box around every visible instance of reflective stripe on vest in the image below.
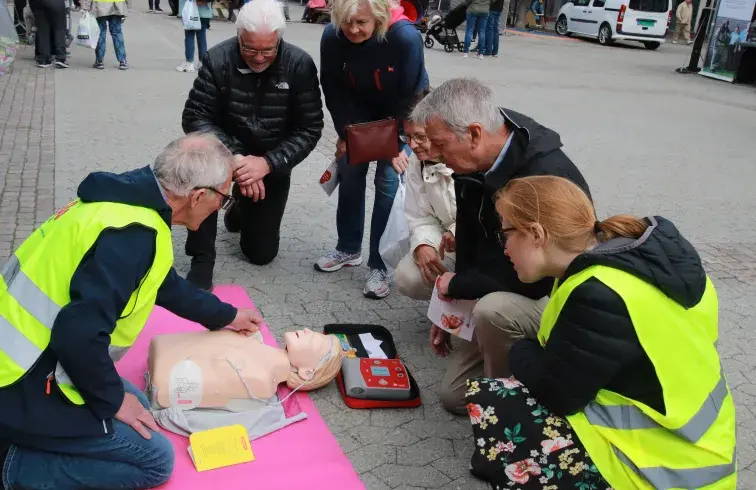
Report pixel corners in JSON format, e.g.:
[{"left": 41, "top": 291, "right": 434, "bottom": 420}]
[
  {"left": 614, "top": 447, "right": 737, "bottom": 490},
  {"left": 584, "top": 370, "right": 729, "bottom": 444},
  {"left": 538, "top": 264, "right": 736, "bottom": 490}
]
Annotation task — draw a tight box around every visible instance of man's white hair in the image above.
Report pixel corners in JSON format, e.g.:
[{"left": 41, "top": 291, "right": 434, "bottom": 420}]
[
  {"left": 410, "top": 78, "right": 502, "bottom": 137},
  {"left": 153, "top": 133, "right": 233, "bottom": 197},
  {"left": 236, "top": 0, "right": 287, "bottom": 35}
]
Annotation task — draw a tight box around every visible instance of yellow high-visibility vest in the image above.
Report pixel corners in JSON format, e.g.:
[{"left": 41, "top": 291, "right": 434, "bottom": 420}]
[
  {"left": 0, "top": 199, "right": 173, "bottom": 405},
  {"left": 538, "top": 265, "right": 737, "bottom": 490}
]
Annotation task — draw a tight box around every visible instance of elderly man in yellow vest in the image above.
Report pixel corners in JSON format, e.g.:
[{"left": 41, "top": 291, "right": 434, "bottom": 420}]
[
  {"left": 0, "top": 133, "right": 263, "bottom": 489},
  {"left": 674, "top": 0, "right": 694, "bottom": 44}
]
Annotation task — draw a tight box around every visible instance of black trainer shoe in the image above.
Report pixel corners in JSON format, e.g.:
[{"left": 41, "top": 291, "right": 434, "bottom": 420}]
[
  {"left": 37, "top": 60, "right": 53, "bottom": 68},
  {"left": 93, "top": 60, "right": 104, "bottom": 69},
  {"left": 55, "top": 59, "right": 70, "bottom": 69},
  {"left": 186, "top": 261, "right": 214, "bottom": 291}
]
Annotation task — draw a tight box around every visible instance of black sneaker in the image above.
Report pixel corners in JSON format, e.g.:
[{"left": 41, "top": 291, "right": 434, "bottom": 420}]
[
  {"left": 93, "top": 60, "right": 104, "bottom": 69},
  {"left": 119, "top": 61, "right": 129, "bottom": 70},
  {"left": 155, "top": 6, "right": 163, "bottom": 10},
  {"left": 37, "top": 60, "right": 53, "bottom": 68},
  {"left": 55, "top": 60, "right": 70, "bottom": 69},
  {"left": 186, "top": 261, "right": 214, "bottom": 291}
]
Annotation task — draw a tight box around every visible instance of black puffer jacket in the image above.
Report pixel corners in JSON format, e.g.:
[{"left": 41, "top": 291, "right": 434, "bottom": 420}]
[
  {"left": 182, "top": 37, "right": 324, "bottom": 176},
  {"left": 510, "top": 217, "right": 708, "bottom": 417},
  {"left": 448, "top": 108, "right": 590, "bottom": 300}
]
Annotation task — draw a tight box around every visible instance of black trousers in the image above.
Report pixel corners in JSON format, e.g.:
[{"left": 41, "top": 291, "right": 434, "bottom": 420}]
[
  {"left": 32, "top": 0, "right": 67, "bottom": 63},
  {"left": 14, "top": 0, "right": 28, "bottom": 38},
  {"left": 185, "top": 173, "right": 291, "bottom": 266},
  {"left": 148, "top": 0, "right": 160, "bottom": 9}
]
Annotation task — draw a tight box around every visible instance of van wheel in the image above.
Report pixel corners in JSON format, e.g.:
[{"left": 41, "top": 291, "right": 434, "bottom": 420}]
[
  {"left": 644, "top": 41, "right": 660, "bottom": 50},
  {"left": 598, "top": 23, "right": 613, "bottom": 45},
  {"left": 556, "top": 15, "right": 569, "bottom": 36}
]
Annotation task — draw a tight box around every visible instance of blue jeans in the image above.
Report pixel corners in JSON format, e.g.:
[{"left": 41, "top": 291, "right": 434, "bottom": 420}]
[
  {"left": 96, "top": 15, "right": 126, "bottom": 63},
  {"left": 464, "top": 12, "right": 488, "bottom": 54},
  {"left": 2, "top": 379, "right": 174, "bottom": 489},
  {"left": 336, "top": 156, "right": 400, "bottom": 271},
  {"left": 484, "top": 11, "right": 501, "bottom": 56},
  {"left": 185, "top": 18, "right": 210, "bottom": 63}
]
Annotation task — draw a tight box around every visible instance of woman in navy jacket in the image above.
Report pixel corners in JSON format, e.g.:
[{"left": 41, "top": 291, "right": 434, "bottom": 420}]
[{"left": 316, "top": 0, "right": 429, "bottom": 299}]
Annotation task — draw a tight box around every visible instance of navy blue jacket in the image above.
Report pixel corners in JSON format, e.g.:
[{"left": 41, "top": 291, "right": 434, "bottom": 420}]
[
  {"left": 320, "top": 18, "right": 429, "bottom": 139},
  {"left": 0, "top": 166, "right": 237, "bottom": 441}
]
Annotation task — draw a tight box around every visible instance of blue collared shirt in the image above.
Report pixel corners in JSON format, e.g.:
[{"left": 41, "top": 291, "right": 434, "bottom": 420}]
[{"left": 485, "top": 131, "right": 514, "bottom": 176}]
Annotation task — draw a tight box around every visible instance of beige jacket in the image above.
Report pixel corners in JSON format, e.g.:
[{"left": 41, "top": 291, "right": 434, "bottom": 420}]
[
  {"left": 404, "top": 155, "right": 457, "bottom": 255},
  {"left": 676, "top": 2, "right": 692, "bottom": 25},
  {"left": 84, "top": 0, "right": 130, "bottom": 18}
]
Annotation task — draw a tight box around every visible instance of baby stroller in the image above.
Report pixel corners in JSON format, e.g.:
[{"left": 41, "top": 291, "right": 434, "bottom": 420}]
[{"left": 423, "top": 2, "right": 466, "bottom": 52}]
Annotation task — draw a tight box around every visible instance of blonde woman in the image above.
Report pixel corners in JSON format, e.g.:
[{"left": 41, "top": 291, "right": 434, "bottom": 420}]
[
  {"left": 315, "top": 0, "right": 429, "bottom": 299},
  {"left": 463, "top": 175, "right": 736, "bottom": 489}
]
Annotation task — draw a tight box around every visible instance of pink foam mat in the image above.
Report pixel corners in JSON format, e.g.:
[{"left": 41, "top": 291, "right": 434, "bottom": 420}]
[{"left": 116, "top": 284, "right": 363, "bottom": 490}]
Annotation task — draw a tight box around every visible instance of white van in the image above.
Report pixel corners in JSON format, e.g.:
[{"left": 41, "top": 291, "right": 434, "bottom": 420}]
[{"left": 555, "top": 0, "right": 672, "bottom": 50}]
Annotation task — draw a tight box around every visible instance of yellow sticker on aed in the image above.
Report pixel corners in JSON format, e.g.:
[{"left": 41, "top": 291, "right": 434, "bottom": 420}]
[{"left": 189, "top": 424, "right": 255, "bottom": 472}]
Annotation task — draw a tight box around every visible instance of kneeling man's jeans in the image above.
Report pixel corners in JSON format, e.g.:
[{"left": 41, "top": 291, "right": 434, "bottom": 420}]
[{"left": 2, "top": 379, "right": 174, "bottom": 489}]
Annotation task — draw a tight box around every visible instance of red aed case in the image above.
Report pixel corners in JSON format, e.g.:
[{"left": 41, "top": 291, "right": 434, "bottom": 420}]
[{"left": 323, "top": 324, "right": 422, "bottom": 409}]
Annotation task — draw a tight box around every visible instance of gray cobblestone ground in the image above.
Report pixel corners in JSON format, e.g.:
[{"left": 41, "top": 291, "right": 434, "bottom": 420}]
[{"left": 2, "top": 6, "right": 756, "bottom": 487}]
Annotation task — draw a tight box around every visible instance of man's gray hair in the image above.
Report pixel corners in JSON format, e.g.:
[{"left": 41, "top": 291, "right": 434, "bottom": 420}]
[
  {"left": 236, "top": 0, "right": 286, "bottom": 35},
  {"left": 410, "top": 78, "right": 502, "bottom": 137},
  {"left": 153, "top": 133, "right": 233, "bottom": 197}
]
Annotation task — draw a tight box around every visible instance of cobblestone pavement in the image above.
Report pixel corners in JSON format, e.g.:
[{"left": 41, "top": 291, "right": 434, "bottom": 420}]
[{"left": 2, "top": 5, "right": 756, "bottom": 488}]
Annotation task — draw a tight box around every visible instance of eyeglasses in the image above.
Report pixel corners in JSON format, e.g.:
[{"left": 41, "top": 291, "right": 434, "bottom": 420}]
[
  {"left": 399, "top": 133, "right": 429, "bottom": 145},
  {"left": 495, "top": 227, "right": 516, "bottom": 248},
  {"left": 238, "top": 41, "right": 279, "bottom": 58},
  {"left": 196, "top": 187, "right": 235, "bottom": 210}
]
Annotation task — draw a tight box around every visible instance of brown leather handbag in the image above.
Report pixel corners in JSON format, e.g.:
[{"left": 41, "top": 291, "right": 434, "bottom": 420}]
[{"left": 344, "top": 118, "right": 399, "bottom": 165}]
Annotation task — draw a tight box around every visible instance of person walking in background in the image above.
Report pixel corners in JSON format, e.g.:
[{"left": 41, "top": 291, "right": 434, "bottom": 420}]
[
  {"left": 84, "top": 0, "right": 130, "bottom": 70},
  {"left": 147, "top": 0, "right": 163, "bottom": 13},
  {"left": 317, "top": 0, "right": 429, "bottom": 299},
  {"left": 673, "top": 0, "right": 693, "bottom": 44},
  {"left": 462, "top": 0, "right": 488, "bottom": 59},
  {"left": 29, "top": 0, "right": 69, "bottom": 68},
  {"left": 177, "top": 0, "right": 213, "bottom": 72},
  {"left": 483, "top": 0, "right": 506, "bottom": 58}
]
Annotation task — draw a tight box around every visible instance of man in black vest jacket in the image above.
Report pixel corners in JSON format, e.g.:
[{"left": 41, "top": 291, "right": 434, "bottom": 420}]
[
  {"left": 181, "top": 0, "right": 324, "bottom": 289},
  {"left": 411, "top": 78, "right": 591, "bottom": 414}
]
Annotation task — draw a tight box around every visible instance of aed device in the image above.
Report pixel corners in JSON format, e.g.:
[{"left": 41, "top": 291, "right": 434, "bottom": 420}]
[{"left": 341, "top": 358, "right": 412, "bottom": 400}]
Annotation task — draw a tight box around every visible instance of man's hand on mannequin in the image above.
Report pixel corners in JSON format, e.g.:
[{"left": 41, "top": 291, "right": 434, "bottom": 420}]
[
  {"left": 229, "top": 308, "right": 263, "bottom": 336},
  {"left": 116, "top": 392, "right": 159, "bottom": 439},
  {"left": 234, "top": 155, "right": 270, "bottom": 187}
]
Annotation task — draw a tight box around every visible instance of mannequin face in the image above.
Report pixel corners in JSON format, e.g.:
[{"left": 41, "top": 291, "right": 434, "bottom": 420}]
[{"left": 284, "top": 329, "right": 332, "bottom": 379}]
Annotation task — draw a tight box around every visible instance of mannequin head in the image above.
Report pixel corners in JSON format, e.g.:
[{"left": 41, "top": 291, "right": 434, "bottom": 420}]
[{"left": 284, "top": 330, "right": 344, "bottom": 391}]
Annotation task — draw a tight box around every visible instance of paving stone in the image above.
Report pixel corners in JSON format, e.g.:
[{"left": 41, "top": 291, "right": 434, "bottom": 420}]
[
  {"left": 348, "top": 444, "right": 398, "bottom": 473},
  {"left": 370, "top": 408, "right": 424, "bottom": 429},
  {"left": 347, "top": 426, "right": 422, "bottom": 448},
  {"left": 372, "top": 464, "right": 452, "bottom": 489},
  {"left": 398, "top": 438, "right": 452, "bottom": 466}
]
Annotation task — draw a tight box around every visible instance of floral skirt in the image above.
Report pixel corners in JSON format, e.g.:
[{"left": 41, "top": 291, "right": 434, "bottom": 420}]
[{"left": 464, "top": 377, "right": 612, "bottom": 490}]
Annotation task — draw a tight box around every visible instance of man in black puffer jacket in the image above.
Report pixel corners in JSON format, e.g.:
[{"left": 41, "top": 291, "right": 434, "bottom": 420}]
[
  {"left": 182, "top": 0, "right": 323, "bottom": 289},
  {"left": 411, "top": 78, "right": 590, "bottom": 414}
]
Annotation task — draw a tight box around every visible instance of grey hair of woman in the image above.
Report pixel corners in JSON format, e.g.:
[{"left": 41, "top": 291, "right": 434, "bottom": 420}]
[{"left": 152, "top": 133, "right": 234, "bottom": 197}]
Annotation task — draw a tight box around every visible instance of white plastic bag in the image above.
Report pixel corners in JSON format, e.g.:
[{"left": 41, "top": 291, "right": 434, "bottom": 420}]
[
  {"left": 182, "top": 0, "right": 201, "bottom": 30},
  {"left": 319, "top": 158, "right": 339, "bottom": 196},
  {"left": 76, "top": 12, "right": 99, "bottom": 49},
  {"left": 379, "top": 180, "right": 409, "bottom": 277}
]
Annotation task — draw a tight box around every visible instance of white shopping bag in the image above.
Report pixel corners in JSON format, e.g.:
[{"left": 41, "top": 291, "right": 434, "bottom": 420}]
[
  {"left": 378, "top": 179, "right": 409, "bottom": 277},
  {"left": 76, "top": 12, "right": 99, "bottom": 49},
  {"left": 319, "top": 158, "right": 339, "bottom": 196},
  {"left": 182, "top": 0, "right": 201, "bottom": 30}
]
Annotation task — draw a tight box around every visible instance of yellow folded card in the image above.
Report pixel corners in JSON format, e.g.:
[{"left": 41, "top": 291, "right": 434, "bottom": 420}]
[{"left": 189, "top": 424, "right": 255, "bottom": 472}]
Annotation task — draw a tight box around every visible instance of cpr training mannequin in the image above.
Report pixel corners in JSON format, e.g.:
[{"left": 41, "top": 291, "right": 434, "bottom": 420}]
[{"left": 146, "top": 328, "right": 344, "bottom": 438}]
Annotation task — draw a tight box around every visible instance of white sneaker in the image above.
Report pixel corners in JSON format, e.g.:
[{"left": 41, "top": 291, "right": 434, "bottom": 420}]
[
  {"left": 363, "top": 269, "right": 390, "bottom": 299},
  {"left": 314, "top": 250, "right": 363, "bottom": 272},
  {"left": 462, "top": 53, "right": 468, "bottom": 58},
  {"left": 672, "top": 40, "right": 678, "bottom": 44},
  {"left": 176, "top": 62, "right": 195, "bottom": 72},
  {"left": 477, "top": 54, "right": 484, "bottom": 60}
]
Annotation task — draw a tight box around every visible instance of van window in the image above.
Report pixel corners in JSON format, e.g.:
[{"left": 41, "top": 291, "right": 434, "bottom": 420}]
[{"left": 628, "top": 0, "right": 668, "bottom": 12}]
